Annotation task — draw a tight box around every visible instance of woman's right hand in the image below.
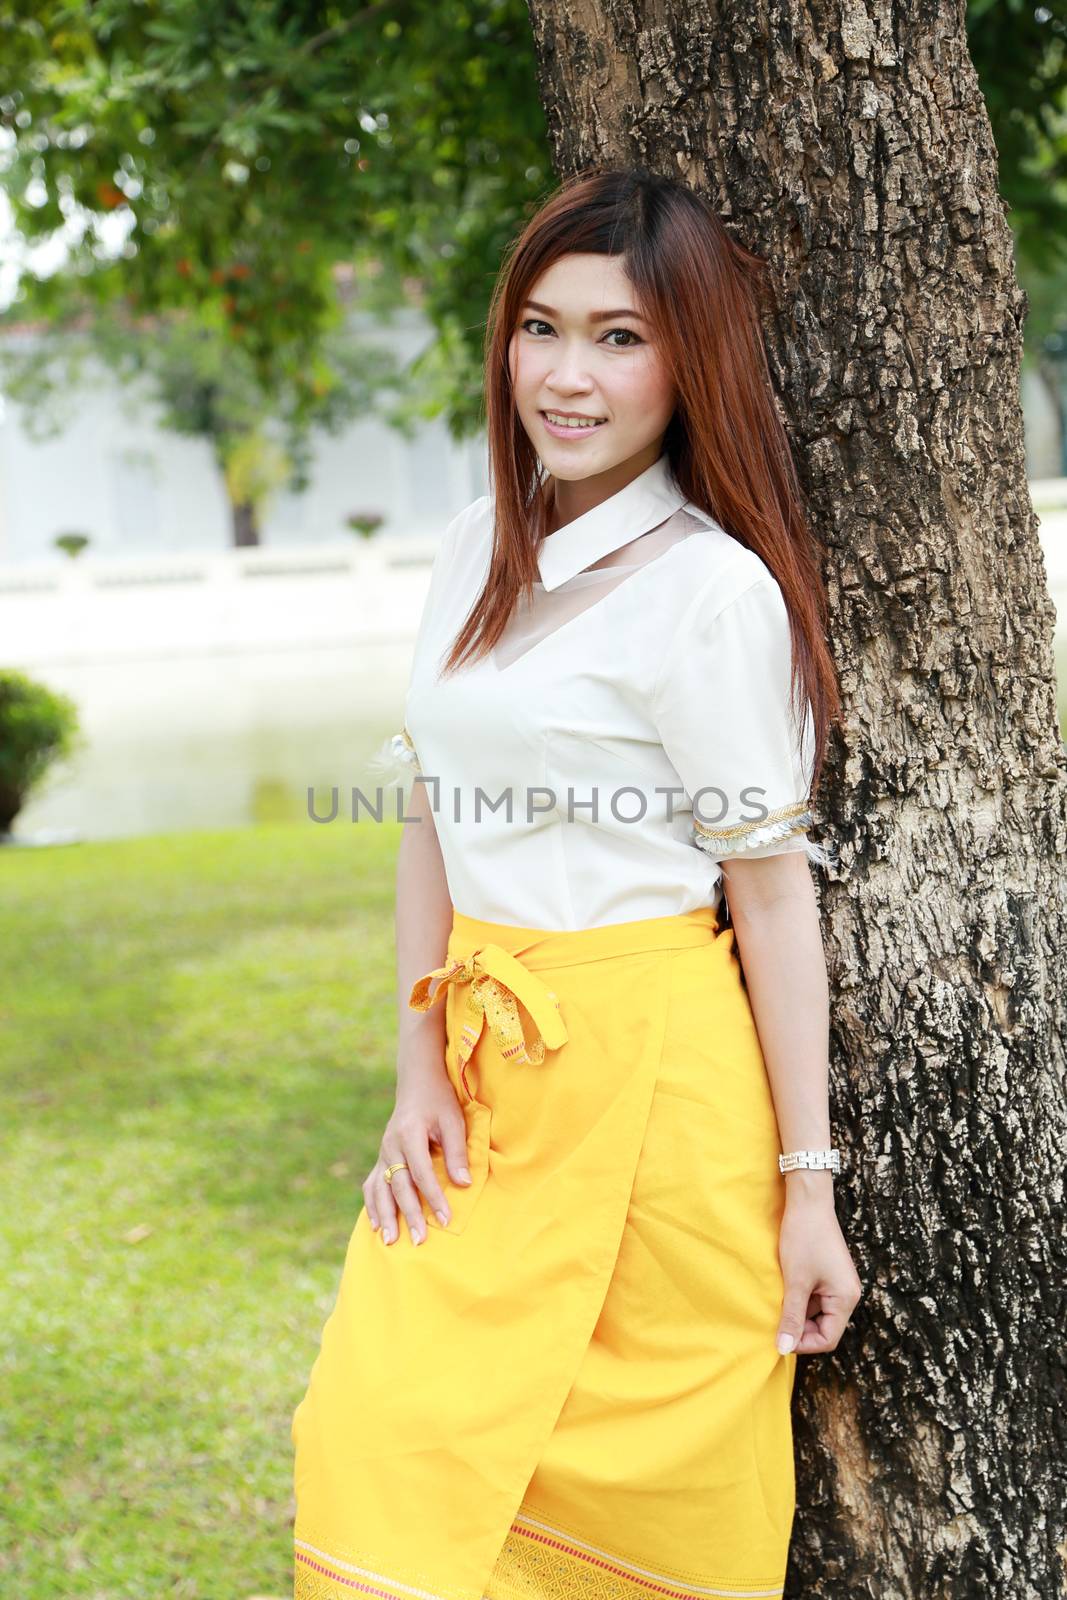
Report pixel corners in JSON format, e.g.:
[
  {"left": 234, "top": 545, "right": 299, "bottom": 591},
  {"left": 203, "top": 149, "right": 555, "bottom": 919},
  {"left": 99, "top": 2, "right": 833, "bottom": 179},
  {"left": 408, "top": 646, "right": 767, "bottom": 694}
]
[{"left": 362, "top": 1062, "right": 473, "bottom": 1245}]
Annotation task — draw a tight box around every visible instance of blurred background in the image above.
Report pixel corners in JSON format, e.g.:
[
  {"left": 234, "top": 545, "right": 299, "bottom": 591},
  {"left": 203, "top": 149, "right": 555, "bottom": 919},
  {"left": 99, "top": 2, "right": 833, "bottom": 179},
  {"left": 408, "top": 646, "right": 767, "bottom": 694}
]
[{"left": 2, "top": 5, "right": 1066, "bottom": 1598}]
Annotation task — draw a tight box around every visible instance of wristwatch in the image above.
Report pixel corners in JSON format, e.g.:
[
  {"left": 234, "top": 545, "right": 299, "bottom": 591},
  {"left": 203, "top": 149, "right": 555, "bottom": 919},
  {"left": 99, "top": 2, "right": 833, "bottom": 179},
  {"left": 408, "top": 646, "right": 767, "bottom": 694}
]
[{"left": 778, "top": 1148, "right": 842, "bottom": 1175}]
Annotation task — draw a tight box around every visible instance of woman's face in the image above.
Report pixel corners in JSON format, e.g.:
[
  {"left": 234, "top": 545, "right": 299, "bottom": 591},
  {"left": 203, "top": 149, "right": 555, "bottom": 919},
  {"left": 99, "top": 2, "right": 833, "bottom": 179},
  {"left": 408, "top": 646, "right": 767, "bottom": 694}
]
[{"left": 508, "top": 253, "right": 677, "bottom": 485}]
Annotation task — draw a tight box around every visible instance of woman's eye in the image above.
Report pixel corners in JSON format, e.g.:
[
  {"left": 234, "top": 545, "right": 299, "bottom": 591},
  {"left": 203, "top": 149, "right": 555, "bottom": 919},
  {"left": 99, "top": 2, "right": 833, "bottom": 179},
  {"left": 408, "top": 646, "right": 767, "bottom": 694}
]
[{"left": 519, "top": 318, "right": 642, "bottom": 348}]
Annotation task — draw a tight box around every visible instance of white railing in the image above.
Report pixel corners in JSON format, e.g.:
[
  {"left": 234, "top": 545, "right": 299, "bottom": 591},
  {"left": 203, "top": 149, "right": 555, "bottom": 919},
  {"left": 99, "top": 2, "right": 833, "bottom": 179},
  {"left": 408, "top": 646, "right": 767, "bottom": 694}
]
[
  {"left": 0, "top": 537, "right": 438, "bottom": 667},
  {"left": 2, "top": 494, "right": 1065, "bottom": 671}
]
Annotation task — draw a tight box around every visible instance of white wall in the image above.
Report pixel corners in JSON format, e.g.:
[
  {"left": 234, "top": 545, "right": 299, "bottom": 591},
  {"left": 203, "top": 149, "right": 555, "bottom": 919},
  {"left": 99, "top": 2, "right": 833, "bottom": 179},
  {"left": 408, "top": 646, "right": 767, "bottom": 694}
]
[{"left": 1022, "top": 363, "right": 1063, "bottom": 482}]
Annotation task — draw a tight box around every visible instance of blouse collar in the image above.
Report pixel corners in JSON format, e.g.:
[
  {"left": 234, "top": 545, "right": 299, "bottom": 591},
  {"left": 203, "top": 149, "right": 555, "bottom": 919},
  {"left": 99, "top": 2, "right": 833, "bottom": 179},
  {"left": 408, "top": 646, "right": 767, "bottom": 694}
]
[{"left": 536, "top": 452, "right": 691, "bottom": 591}]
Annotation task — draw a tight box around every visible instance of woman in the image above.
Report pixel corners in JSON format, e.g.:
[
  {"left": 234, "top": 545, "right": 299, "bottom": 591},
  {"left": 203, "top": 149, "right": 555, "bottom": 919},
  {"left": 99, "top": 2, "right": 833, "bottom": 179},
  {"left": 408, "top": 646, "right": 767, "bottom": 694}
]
[{"left": 291, "top": 166, "right": 862, "bottom": 1600}]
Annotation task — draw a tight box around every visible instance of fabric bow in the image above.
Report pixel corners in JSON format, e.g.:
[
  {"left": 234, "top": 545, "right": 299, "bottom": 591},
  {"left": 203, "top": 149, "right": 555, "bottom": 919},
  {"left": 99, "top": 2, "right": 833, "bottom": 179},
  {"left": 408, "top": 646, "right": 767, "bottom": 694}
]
[{"left": 409, "top": 942, "right": 569, "bottom": 1069}]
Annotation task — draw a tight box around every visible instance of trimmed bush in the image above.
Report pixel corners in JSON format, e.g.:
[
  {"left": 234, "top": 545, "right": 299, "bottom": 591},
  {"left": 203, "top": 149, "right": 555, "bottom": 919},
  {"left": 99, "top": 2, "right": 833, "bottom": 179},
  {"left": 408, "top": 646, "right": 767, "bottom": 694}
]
[{"left": 0, "top": 669, "right": 80, "bottom": 834}]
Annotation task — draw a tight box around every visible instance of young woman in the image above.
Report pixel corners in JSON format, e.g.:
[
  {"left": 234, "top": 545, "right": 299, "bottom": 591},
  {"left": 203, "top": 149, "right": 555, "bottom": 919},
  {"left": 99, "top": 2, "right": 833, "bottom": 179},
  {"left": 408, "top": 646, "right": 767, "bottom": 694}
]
[{"left": 291, "top": 166, "right": 862, "bottom": 1600}]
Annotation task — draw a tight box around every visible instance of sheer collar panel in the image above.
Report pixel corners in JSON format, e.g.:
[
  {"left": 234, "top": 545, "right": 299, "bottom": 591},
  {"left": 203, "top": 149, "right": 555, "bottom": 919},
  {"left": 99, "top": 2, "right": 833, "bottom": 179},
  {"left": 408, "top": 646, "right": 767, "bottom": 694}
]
[{"left": 535, "top": 452, "right": 698, "bottom": 591}]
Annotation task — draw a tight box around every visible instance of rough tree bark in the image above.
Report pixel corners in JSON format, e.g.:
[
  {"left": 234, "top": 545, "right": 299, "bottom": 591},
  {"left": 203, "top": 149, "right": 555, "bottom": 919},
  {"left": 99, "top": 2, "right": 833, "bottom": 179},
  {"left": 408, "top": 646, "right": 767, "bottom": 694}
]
[{"left": 522, "top": 1, "right": 1067, "bottom": 1594}]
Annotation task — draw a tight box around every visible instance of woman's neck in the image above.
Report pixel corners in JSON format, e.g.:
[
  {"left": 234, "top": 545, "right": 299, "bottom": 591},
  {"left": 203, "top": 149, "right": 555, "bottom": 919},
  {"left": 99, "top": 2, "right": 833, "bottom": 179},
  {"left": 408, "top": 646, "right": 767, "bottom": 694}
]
[{"left": 546, "top": 441, "right": 665, "bottom": 534}]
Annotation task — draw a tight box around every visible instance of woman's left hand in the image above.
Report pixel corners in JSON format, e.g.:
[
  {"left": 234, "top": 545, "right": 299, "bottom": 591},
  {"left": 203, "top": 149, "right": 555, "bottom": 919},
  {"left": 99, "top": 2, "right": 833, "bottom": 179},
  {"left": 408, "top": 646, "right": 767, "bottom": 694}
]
[{"left": 774, "top": 1189, "right": 863, "bottom": 1356}]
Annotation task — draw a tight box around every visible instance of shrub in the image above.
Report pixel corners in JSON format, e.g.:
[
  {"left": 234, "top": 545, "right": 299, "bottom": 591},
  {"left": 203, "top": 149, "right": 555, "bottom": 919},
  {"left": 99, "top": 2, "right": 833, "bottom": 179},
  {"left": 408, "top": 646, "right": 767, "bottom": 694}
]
[
  {"left": 0, "top": 670, "right": 81, "bottom": 834},
  {"left": 54, "top": 532, "right": 91, "bottom": 558}
]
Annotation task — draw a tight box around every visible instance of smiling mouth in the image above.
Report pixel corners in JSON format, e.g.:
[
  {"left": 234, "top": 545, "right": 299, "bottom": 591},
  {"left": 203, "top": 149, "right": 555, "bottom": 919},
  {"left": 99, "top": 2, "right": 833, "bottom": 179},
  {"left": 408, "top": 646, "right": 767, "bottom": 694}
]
[{"left": 541, "top": 411, "right": 608, "bottom": 430}]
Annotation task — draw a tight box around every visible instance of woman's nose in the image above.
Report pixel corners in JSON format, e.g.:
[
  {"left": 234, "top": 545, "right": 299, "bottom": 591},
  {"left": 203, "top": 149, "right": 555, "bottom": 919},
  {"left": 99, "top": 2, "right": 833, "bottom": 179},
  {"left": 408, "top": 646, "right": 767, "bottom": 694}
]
[
  {"left": 547, "top": 367, "right": 595, "bottom": 394},
  {"left": 547, "top": 344, "right": 596, "bottom": 388}
]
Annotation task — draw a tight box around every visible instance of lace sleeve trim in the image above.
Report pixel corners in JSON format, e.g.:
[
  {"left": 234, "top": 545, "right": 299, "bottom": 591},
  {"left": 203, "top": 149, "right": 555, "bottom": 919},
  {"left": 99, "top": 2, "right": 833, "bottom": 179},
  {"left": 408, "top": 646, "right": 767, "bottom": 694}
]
[
  {"left": 367, "top": 725, "right": 421, "bottom": 787},
  {"left": 693, "top": 799, "right": 810, "bottom": 846},
  {"left": 692, "top": 801, "right": 839, "bottom": 870}
]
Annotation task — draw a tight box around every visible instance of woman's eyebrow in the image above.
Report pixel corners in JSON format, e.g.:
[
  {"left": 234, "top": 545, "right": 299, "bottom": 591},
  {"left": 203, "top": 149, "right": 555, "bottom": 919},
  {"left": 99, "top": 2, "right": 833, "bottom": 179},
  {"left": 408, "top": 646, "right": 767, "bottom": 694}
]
[{"left": 522, "top": 300, "right": 648, "bottom": 324}]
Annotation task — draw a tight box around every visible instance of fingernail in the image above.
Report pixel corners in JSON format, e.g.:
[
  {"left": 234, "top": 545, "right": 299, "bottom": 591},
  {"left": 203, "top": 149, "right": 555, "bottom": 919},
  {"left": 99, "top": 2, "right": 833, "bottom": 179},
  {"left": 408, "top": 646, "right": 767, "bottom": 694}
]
[
  {"left": 436, "top": 1210, "right": 449, "bottom": 1227},
  {"left": 457, "top": 1168, "right": 471, "bottom": 1183},
  {"left": 777, "top": 1333, "right": 796, "bottom": 1355},
  {"left": 383, "top": 1228, "right": 394, "bottom": 1244}
]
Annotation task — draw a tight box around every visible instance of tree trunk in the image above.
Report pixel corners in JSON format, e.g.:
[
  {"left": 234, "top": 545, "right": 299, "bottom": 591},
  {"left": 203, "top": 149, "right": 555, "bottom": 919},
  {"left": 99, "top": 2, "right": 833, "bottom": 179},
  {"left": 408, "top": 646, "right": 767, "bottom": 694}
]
[
  {"left": 0, "top": 782, "right": 21, "bottom": 833},
  {"left": 523, "top": 1, "right": 1067, "bottom": 1593},
  {"left": 231, "top": 499, "right": 259, "bottom": 547}
]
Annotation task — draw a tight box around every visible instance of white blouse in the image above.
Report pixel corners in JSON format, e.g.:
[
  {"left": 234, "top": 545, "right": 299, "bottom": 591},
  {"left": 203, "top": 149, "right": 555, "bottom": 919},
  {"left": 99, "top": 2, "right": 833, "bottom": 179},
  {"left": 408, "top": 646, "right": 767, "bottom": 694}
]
[{"left": 370, "top": 452, "right": 832, "bottom": 931}]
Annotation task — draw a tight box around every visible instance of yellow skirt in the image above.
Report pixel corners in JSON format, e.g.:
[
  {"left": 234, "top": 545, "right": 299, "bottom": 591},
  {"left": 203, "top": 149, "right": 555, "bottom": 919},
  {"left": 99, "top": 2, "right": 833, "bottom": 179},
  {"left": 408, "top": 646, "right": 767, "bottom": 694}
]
[{"left": 291, "top": 904, "right": 797, "bottom": 1600}]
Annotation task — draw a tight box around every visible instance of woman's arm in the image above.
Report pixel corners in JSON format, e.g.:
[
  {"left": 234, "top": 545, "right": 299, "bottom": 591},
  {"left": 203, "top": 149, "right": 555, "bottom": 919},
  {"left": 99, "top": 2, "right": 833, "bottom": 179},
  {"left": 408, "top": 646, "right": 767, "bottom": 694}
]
[
  {"left": 394, "top": 775, "right": 455, "bottom": 1089},
  {"left": 719, "top": 850, "right": 834, "bottom": 1203},
  {"left": 720, "top": 850, "right": 863, "bottom": 1355},
  {"left": 363, "top": 775, "right": 472, "bottom": 1247}
]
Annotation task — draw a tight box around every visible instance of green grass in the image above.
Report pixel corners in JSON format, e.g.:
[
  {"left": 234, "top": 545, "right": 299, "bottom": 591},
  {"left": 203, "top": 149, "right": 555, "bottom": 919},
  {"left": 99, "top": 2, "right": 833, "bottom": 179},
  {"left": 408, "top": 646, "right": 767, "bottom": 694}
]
[{"left": 0, "top": 819, "right": 406, "bottom": 1598}]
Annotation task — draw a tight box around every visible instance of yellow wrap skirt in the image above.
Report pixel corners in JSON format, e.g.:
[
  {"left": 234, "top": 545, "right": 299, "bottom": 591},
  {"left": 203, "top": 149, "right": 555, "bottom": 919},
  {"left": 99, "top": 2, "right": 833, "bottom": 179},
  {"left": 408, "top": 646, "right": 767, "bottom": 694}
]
[{"left": 291, "top": 904, "right": 797, "bottom": 1600}]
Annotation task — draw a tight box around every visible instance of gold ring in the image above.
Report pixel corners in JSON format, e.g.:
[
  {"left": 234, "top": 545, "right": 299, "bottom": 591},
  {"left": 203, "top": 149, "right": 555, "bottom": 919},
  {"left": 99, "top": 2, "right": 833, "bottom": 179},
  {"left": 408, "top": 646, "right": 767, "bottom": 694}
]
[{"left": 383, "top": 1161, "right": 408, "bottom": 1184}]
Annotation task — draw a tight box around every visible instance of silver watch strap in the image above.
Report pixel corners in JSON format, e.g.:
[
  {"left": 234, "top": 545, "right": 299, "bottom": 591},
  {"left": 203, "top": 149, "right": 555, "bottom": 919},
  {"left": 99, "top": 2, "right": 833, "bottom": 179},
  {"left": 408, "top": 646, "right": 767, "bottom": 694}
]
[{"left": 778, "top": 1148, "right": 841, "bottom": 1174}]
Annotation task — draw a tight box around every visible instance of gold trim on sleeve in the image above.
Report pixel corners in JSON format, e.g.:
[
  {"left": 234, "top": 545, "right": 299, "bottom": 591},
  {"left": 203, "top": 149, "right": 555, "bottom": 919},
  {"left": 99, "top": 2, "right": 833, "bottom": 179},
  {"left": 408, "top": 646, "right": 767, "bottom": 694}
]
[{"left": 693, "top": 799, "right": 811, "bottom": 847}]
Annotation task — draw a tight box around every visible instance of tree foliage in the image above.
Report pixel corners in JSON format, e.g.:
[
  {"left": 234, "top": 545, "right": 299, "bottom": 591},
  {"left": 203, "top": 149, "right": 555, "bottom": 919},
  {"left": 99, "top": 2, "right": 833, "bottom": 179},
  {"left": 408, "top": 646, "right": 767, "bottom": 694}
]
[
  {"left": 1, "top": 0, "right": 551, "bottom": 438},
  {"left": 1, "top": 0, "right": 1064, "bottom": 433}
]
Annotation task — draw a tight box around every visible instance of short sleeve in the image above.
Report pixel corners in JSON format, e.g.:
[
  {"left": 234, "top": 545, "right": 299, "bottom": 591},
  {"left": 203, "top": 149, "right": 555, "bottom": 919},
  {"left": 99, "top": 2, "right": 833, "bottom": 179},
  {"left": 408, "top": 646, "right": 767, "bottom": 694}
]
[
  {"left": 652, "top": 574, "right": 833, "bottom": 869},
  {"left": 367, "top": 502, "right": 471, "bottom": 792}
]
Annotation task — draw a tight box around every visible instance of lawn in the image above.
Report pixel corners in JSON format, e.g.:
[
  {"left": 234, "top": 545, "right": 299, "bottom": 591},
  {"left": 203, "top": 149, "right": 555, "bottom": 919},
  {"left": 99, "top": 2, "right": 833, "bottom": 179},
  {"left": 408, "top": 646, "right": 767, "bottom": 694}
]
[{"left": 0, "top": 819, "right": 406, "bottom": 1599}]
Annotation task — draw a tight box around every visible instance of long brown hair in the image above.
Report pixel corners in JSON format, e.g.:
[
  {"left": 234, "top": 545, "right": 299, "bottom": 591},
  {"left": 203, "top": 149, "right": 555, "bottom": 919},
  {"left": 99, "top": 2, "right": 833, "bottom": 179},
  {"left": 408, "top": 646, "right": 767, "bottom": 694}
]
[{"left": 442, "top": 163, "right": 841, "bottom": 803}]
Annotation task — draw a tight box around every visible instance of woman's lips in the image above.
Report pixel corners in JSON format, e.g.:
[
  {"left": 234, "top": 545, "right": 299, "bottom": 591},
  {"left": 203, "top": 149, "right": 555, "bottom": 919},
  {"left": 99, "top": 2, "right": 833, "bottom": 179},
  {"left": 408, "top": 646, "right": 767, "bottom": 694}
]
[{"left": 539, "top": 412, "right": 608, "bottom": 439}]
